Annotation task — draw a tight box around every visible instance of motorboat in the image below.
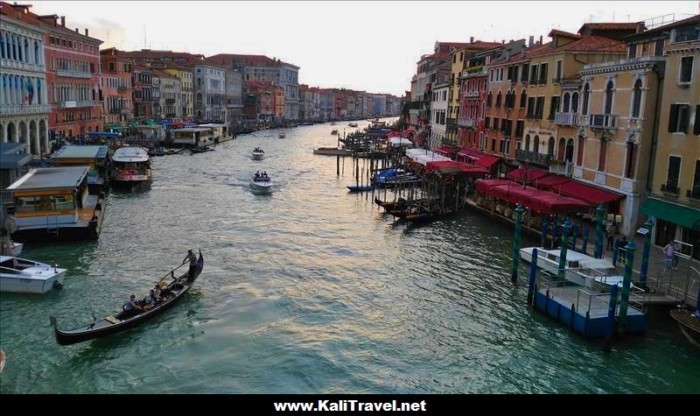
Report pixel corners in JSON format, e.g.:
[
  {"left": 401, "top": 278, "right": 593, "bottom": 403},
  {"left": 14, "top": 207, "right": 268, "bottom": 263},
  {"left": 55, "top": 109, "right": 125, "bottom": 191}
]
[
  {"left": 252, "top": 147, "right": 265, "bottom": 160},
  {"left": 0, "top": 255, "right": 67, "bottom": 294},
  {"left": 250, "top": 173, "right": 274, "bottom": 193},
  {"left": 670, "top": 307, "right": 700, "bottom": 349},
  {"left": 51, "top": 250, "right": 203, "bottom": 345},
  {"left": 519, "top": 247, "right": 630, "bottom": 291},
  {"left": 278, "top": 132, "right": 286, "bottom": 139},
  {"left": 348, "top": 122, "right": 358, "bottom": 127}
]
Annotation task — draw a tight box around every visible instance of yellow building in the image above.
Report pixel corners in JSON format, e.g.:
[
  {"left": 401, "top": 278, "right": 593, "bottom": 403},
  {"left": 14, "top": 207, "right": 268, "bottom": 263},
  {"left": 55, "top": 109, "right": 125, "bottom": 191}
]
[
  {"left": 639, "top": 15, "right": 700, "bottom": 255},
  {"left": 165, "top": 65, "right": 194, "bottom": 118}
]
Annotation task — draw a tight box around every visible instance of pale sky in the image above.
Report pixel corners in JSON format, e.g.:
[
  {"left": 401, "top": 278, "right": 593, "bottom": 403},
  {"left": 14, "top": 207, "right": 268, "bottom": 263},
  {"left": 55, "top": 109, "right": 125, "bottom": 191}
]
[{"left": 28, "top": 1, "right": 699, "bottom": 96}]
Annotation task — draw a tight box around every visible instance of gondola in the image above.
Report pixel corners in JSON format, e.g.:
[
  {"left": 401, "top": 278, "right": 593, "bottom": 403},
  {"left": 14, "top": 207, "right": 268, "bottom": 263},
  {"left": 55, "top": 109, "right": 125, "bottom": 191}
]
[{"left": 50, "top": 250, "right": 204, "bottom": 346}]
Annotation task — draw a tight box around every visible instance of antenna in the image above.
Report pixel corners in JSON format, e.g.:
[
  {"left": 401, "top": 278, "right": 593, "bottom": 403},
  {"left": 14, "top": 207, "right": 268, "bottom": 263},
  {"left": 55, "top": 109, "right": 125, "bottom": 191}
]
[{"left": 143, "top": 24, "right": 147, "bottom": 49}]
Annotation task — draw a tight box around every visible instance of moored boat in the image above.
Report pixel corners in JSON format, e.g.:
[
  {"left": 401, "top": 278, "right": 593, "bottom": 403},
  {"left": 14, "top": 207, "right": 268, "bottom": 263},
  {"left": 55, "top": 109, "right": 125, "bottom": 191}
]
[
  {"left": 347, "top": 184, "right": 374, "bottom": 192},
  {"left": 50, "top": 250, "right": 204, "bottom": 345},
  {"left": 313, "top": 147, "right": 353, "bottom": 156},
  {"left": 0, "top": 255, "right": 67, "bottom": 294},
  {"left": 670, "top": 307, "right": 700, "bottom": 349}
]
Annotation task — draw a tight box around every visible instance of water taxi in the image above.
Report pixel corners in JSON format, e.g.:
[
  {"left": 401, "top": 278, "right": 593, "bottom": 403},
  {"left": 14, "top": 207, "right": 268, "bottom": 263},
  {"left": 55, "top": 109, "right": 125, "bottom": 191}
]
[{"left": 111, "top": 146, "right": 152, "bottom": 190}]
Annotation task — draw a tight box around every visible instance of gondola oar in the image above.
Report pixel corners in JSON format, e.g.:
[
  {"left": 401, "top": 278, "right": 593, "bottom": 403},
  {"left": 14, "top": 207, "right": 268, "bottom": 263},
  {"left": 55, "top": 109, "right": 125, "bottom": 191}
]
[{"left": 156, "top": 263, "right": 185, "bottom": 284}]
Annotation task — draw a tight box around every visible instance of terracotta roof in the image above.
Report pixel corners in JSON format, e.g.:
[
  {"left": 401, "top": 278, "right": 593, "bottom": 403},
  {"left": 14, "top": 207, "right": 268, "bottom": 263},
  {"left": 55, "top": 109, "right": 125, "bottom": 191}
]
[
  {"left": 579, "top": 22, "right": 641, "bottom": 31},
  {"left": 0, "top": 1, "right": 102, "bottom": 43},
  {"left": 548, "top": 29, "right": 579, "bottom": 39},
  {"left": 557, "top": 34, "right": 626, "bottom": 53},
  {"left": 151, "top": 68, "right": 176, "bottom": 79},
  {"left": 625, "top": 14, "right": 700, "bottom": 39},
  {"left": 208, "top": 54, "right": 280, "bottom": 67}
]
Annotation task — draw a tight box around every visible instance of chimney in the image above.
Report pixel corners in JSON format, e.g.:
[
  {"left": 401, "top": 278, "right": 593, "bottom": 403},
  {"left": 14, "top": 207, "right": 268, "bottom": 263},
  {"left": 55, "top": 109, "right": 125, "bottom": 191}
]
[
  {"left": 75, "top": 28, "right": 79, "bottom": 33},
  {"left": 528, "top": 36, "right": 534, "bottom": 47},
  {"left": 84, "top": 28, "right": 89, "bottom": 37},
  {"left": 539, "top": 35, "right": 543, "bottom": 45},
  {"left": 470, "top": 36, "right": 474, "bottom": 43},
  {"left": 61, "top": 16, "right": 65, "bottom": 27},
  {"left": 502, "top": 39, "right": 505, "bottom": 44}
]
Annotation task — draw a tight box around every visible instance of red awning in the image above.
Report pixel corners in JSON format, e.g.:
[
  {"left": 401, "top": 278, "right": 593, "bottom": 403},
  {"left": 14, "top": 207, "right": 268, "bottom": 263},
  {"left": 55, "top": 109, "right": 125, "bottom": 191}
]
[
  {"left": 434, "top": 146, "right": 457, "bottom": 156},
  {"left": 425, "top": 160, "right": 488, "bottom": 176},
  {"left": 387, "top": 130, "right": 401, "bottom": 138},
  {"left": 475, "top": 178, "right": 512, "bottom": 193},
  {"left": 528, "top": 193, "right": 590, "bottom": 214},
  {"left": 457, "top": 147, "right": 478, "bottom": 158},
  {"left": 551, "top": 180, "right": 624, "bottom": 205},
  {"left": 534, "top": 174, "right": 570, "bottom": 189},
  {"left": 456, "top": 148, "right": 501, "bottom": 168},
  {"left": 506, "top": 167, "right": 549, "bottom": 182}
]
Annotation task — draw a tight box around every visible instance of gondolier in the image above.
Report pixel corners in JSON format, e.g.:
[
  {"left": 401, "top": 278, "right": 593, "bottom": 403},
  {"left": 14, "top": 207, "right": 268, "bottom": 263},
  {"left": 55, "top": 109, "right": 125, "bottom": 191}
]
[{"left": 183, "top": 249, "right": 198, "bottom": 283}]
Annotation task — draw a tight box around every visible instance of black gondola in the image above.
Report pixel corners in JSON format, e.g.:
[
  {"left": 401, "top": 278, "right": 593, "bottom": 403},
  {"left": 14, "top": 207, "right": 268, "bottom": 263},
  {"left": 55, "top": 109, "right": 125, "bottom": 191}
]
[{"left": 50, "top": 250, "right": 204, "bottom": 346}]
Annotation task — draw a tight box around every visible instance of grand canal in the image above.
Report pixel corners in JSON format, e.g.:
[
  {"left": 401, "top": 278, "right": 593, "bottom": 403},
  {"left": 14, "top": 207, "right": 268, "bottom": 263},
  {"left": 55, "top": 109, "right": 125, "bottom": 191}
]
[{"left": 1, "top": 121, "right": 698, "bottom": 394}]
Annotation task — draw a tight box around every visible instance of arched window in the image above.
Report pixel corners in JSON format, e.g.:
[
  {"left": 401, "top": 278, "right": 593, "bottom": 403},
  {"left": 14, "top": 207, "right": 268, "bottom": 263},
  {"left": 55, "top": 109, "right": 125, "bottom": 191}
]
[
  {"left": 598, "top": 141, "right": 608, "bottom": 171},
  {"left": 631, "top": 79, "right": 642, "bottom": 118},
  {"left": 563, "top": 92, "right": 571, "bottom": 112},
  {"left": 625, "top": 140, "right": 637, "bottom": 178},
  {"left": 604, "top": 80, "right": 614, "bottom": 115},
  {"left": 572, "top": 92, "right": 579, "bottom": 113},
  {"left": 0, "top": 32, "right": 5, "bottom": 59},
  {"left": 557, "top": 137, "right": 566, "bottom": 161},
  {"left": 486, "top": 91, "right": 492, "bottom": 107},
  {"left": 525, "top": 134, "right": 531, "bottom": 151},
  {"left": 17, "top": 37, "right": 23, "bottom": 62},
  {"left": 34, "top": 41, "right": 39, "bottom": 64},
  {"left": 547, "top": 137, "right": 555, "bottom": 156},
  {"left": 23, "top": 38, "right": 28, "bottom": 63},
  {"left": 565, "top": 139, "right": 575, "bottom": 163},
  {"left": 496, "top": 91, "right": 502, "bottom": 108},
  {"left": 582, "top": 83, "right": 590, "bottom": 116},
  {"left": 576, "top": 136, "right": 585, "bottom": 166},
  {"left": 37, "top": 78, "right": 42, "bottom": 105},
  {"left": 534, "top": 135, "right": 540, "bottom": 153},
  {"left": 520, "top": 90, "right": 527, "bottom": 109}
]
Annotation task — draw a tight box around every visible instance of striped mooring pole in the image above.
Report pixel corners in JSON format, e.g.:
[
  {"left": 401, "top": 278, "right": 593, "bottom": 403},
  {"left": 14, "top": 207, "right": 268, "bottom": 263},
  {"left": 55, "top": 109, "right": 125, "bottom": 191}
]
[
  {"left": 617, "top": 241, "right": 637, "bottom": 335},
  {"left": 639, "top": 218, "right": 654, "bottom": 288},
  {"left": 557, "top": 220, "right": 572, "bottom": 280},
  {"left": 594, "top": 204, "right": 605, "bottom": 259},
  {"left": 511, "top": 205, "right": 524, "bottom": 284}
]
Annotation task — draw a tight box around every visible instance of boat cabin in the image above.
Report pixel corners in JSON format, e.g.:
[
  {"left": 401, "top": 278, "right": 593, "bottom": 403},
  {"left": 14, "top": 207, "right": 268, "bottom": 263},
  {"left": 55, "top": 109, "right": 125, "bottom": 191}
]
[
  {"left": 6, "top": 166, "right": 105, "bottom": 241},
  {"left": 50, "top": 145, "right": 110, "bottom": 194},
  {"left": 170, "top": 127, "right": 216, "bottom": 148}
]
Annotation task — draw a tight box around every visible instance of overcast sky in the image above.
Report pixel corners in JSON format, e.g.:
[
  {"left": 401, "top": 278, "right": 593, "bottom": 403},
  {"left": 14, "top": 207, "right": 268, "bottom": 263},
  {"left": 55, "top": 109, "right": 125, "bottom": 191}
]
[{"left": 28, "top": 1, "right": 699, "bottom": 96}]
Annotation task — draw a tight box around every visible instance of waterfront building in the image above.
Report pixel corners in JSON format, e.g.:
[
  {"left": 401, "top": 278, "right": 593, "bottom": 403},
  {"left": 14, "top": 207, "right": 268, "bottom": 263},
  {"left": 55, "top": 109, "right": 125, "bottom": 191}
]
[
  {"left": 164, "top": 64, "right": 194, "bottom": 119},
  {"left": 12, "top": 3, "right": 105, "bottom": 141},
  {"left": 319, "top": 89, "right": 333, "bottom": 121},
  {"left": 0, "top": 142, "right": 32, "bottom": 189},
  {"left": 447, "top": 39, "right": 502, "bottom": 145},
  {"left": 224, "top": 68, "right": 244, "bottom": 128},
  {"left": 243, "top": 80, "right": 278, "bottom": 123},
  {"left": 207, "top": 54, "right": 300, "bottom": 121},
  {"left": 99, "top": 47, "right": 134, "bottom": 127},
  {"left": 133, "top": 64, "right": 154, "bottom": 120},
  {"left": 193, "top": 62, "right": 226, "bottom": 122},
  {"left": 0, "top": 3, "right": 50, "bottom": 155},
  {"left": 430, "top": 74, "right": 450, "bottom": 147},
  {"left": 458, "top": 51, "right": 490, "bottom": 150},
  {"left": 639, "top": 14, "right": 700, "bottom": 256},
  {"left": 152, "top": 69, "right": 181, "bottom": 120}
]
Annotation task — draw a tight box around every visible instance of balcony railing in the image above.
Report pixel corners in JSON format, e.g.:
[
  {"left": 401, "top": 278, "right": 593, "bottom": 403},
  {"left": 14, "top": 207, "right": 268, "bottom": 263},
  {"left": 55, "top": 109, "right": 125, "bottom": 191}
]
[
  {"left": 109, "top": 107, "right": 123, "bottom": 114},
  {"left": 554, "top": 112, "right": 578, "bottom": 126},
  {"left": 458, "top": 118, "right": 476, "bottom": 127},
  {"left": 515, "top": 149, "right": 552, "bottom": 167},
  {"left": 56, "top": 69, "right": 92, "bottom": 78},
  {"left": 464, "top": 91, "right": 479, "bottom": 98},
  {"left": 587, "top": 114, "right": 617, "bottom": 128},
  {"left": 661, "top": 183, "right": 680, "bottom": 196},
  {"left": 59, "top": 100, "right": 95, "bottom": 108},
  {"left": 0, "top": 104, "right": 50, "bottom": 115},
  {"left": 687, "top": 188, "right": 700, "bottom": 199}
]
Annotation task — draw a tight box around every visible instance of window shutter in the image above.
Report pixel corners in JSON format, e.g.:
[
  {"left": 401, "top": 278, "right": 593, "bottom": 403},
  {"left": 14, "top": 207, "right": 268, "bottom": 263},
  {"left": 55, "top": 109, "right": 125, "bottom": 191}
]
[
  {"left": 680, "top": 105, "right": 689, "bottom": 134},
  {"left": 694, "top": 105, "right": 700, "bottom": 135}
]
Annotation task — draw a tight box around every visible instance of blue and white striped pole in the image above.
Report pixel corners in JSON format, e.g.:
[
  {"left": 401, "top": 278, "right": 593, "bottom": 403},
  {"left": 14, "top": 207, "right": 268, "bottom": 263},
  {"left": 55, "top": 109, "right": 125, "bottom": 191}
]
[
  {"left": 639, "top": 218, "right": 654, "bottom": 288},
  {"left": 594, "top": 204, "right": 605, "bottom": 259}
]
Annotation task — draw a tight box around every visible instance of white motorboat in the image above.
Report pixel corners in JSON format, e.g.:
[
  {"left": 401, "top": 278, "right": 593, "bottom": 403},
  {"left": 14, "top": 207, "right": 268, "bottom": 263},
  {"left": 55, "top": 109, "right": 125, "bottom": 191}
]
[
  {"left": 0, "top": 255, "right": 67, "bottom": 294},
  {"left": 1, "top": 240, "right": 23, "bottom": 256},
  {"left": 250, "top": 173, "right": 274, "bottom": 193},
  {"left": 252, "top": 148, "right": 265, "bottom": 160},
  {"left": 519, "top": 247, "right": 628, "bottom": 291},
  {"left": 278, "top": 132, "right": 286, "bottom": 139}
]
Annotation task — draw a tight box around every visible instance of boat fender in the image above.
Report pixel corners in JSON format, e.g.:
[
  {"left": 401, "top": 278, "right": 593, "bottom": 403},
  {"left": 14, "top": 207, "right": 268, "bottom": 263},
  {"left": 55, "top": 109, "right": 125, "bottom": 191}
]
[{"left": 53, "top": 281, "right": 63, "bottom": 290}]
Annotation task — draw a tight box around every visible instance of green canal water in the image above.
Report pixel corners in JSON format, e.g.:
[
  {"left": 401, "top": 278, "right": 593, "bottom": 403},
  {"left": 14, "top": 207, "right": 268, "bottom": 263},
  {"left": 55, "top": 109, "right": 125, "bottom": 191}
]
[{"left": 1, "top": 121, "right": 698, "bottom": 394}]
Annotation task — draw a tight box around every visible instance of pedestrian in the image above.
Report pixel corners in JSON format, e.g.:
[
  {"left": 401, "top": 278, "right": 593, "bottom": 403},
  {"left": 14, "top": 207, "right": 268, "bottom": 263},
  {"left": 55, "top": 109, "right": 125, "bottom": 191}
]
[
  {"left": 664, "top": 241, "right": 677, "bottom": 270},
  {"left": 606, "top": 222, "right": 616, "bottom": 250},
  {"left": 182, "top": 249, "right": 198, "bottom": 282}
]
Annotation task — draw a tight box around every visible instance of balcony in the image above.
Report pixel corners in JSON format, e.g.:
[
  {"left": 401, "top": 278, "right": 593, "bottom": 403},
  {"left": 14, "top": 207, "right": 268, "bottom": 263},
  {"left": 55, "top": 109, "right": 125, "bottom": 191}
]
[
  {"left": 586, "top": 114, "right": 617, "bottom": 128},
  {"left": 0, "top": 104, "right": 50, "bottom": 116},
  {"left": 59, "top": 100, "right": 95, "bottom": 108},
  {"left": 516, "top": 149, "right": 552, "bottom": 167},
  {"left": 165, "top": 98, "right": 176, "bottom": 104},
  {"left": 109, "top": 107, "right": 123, "bottom": 114},
  {"left": 117, "top": 86, "right": 128, "bottom": 92},
  {"left": 56, "top": 69, "right": 92, "bottom": 79},
  {"left": 661, "top": 183, "right": 680, "bottom": 196},
  {"left": 464, "top": 91, "right": 480, "bottom": 98},
  {"left": 554, "top": 112, "right": 578, "bottom": 126},
  {"left": 458, "top": 118, "right": 476, "bottom": 127}
]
